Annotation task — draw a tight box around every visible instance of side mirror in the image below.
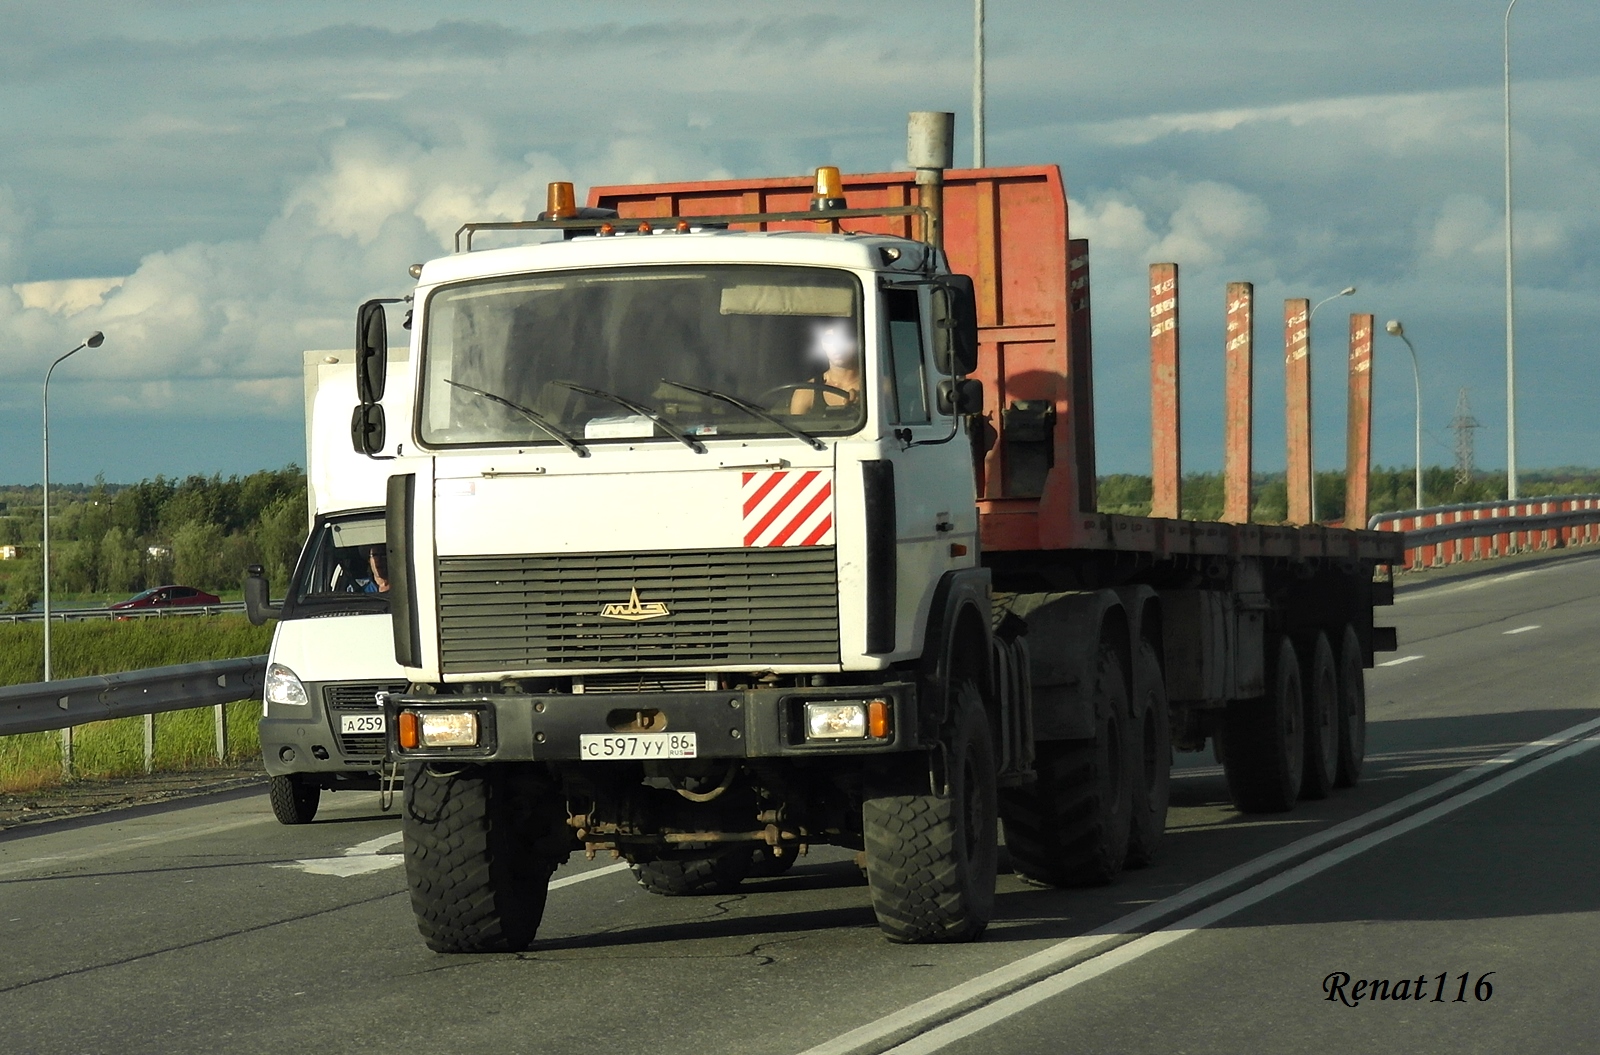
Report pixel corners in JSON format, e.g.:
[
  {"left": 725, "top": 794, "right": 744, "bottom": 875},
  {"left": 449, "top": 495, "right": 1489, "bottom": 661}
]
[
  {"left": 356, "top": 300, "right": 389, "bottom": 404},
  {"left": 937, "top": 377, "right": 984, "bottom": 416},
  {"left": 931, "top": 275, "right": 979, "bottom": 376},
  {"left": 351, "top": 403, "right": 387, "bottom": 455},
  {"left": 243, "top": 564, "right": 281, "bottom": 626}
]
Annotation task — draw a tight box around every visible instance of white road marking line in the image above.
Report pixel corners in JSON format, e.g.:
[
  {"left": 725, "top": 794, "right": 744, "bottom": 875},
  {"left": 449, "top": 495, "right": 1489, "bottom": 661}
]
[
  {"left": 1503, "top": 624, "right": 1541, "bottom": 635},
  {"left": 1393, "top": 555, "right": 1600, "bottom": 603},
  {"left": 549, "top": 861, "right": 631, "bottom": 890},
  {"left": 0, "top": 817, "right": 263, "bottom": 879},
  {"left": 882, "top": 728, "right": 1600, "bottom": 1055},
  {"left": 1377, "top": 654, "right": 1424, "bottom": 667},
  {"left": 800, "top": 712, "right": 1600, "bottom": 1055}
]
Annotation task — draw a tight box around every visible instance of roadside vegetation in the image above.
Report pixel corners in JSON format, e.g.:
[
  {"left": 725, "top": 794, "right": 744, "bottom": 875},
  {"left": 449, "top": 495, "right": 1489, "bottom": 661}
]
[
  {"left": 0, "top": 617, "right": 272, "bottom": 794},
  {"left": 0, "top": 466, "right": 306, "bottom": 614}
]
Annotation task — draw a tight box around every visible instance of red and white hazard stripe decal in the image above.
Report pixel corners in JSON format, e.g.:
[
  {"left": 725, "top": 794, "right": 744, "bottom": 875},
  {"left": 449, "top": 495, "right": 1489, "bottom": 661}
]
[{"left": 742, "top": 470, "right": 834, "bottom": 547}]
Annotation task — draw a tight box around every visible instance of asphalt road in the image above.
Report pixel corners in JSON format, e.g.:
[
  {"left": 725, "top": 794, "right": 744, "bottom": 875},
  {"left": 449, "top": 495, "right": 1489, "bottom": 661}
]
[{"left": 3, "top": 550, "right": 1598, "bottom": 1055}]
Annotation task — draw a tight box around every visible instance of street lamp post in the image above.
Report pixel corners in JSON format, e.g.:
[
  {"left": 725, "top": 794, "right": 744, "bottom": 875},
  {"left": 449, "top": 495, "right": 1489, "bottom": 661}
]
[
  {"left": 1503, "top": 0, "right": 1520, "bottom": 499},
  {"left": 43, "top": 331, "right": 104, "bottom": 684},
  {"left": 1306, "top": 286, "right": 1357, "bottom": 521},
  {"left": 1384, "top": 320, "right": 1424, "bottom": 509},
  {"left": 973, "top": 0, "right": 986, "bottom": 168}
]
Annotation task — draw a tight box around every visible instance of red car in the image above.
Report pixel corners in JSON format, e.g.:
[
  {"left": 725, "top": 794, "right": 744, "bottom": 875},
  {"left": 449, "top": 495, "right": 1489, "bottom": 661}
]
[{"left": 110, "top": 585, "right": 222, "bottom": 612}]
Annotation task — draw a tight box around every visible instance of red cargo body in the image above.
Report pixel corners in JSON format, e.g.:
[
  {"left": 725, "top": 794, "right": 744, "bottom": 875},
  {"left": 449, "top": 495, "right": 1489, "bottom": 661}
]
[{"left": 592, "top": 168, "right": 1400, "bottom": 566}]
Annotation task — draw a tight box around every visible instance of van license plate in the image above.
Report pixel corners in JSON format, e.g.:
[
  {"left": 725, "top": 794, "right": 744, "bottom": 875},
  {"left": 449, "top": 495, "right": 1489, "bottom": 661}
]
[
  {"left": 579, "top": 733, "right": 698, "bottom": 760},
  {"left": 340, "top": 713, "right": 386, "bottom": 734}
]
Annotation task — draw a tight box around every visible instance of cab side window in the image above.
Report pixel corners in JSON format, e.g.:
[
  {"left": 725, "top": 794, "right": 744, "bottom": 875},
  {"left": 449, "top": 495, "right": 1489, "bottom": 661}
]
[{"left": 883, "top": 288, "right": 929, "bottom": 425}]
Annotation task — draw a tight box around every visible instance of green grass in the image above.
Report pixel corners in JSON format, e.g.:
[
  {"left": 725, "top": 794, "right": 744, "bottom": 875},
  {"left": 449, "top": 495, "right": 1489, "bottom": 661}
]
[{"left": 0, "top": 617, "right": 272, "bottom": 793}]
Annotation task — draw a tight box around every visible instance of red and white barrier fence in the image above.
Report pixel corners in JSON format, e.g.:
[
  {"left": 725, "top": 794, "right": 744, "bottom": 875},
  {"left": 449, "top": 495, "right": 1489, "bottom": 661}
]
[{"left": 1369, "top": 494, "right": 1600, "bottom": 570}]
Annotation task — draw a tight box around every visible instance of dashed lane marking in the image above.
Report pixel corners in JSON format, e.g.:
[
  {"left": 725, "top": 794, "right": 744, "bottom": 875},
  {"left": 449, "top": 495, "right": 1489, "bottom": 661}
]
[
  {"left": 1377, "top": 654, "right": 1424, "bottom": 667},
  {"left": 1504, "top": 624, "right": 1541, "bottom": 635}
]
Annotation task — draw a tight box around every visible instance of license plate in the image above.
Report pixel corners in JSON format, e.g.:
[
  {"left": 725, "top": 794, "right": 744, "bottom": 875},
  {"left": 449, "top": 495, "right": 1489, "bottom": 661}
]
[
  {"left": 578, "top": 732, "right": 698, "bottom": 760},
  {"left": 340, "top": 713, "right": 386, "bottom": 734}
]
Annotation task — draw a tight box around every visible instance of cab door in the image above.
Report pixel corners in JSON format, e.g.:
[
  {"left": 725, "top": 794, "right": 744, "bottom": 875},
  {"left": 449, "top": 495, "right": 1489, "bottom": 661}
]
[{"left": 879, "top": 284, "right": 978, "bottom": 659}]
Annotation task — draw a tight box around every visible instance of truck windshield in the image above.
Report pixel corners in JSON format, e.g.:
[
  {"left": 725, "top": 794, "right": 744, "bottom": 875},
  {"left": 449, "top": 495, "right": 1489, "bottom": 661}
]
[
  {"left": 418, "top": 264, "right": 865, "bottom": 448},
  {"left": 284, "top": 514, "right": 390, "bottom": 617}
]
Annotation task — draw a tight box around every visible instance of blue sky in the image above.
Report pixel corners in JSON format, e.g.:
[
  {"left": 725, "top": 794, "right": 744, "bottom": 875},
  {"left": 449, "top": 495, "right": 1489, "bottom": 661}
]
[{"left": 2, "top": 0, "right": 1596, "bottom": 484}]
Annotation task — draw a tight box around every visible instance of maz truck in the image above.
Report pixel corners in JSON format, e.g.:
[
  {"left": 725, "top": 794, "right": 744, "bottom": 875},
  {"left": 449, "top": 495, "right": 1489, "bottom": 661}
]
[{"left": 329, "top": 114, "right": 1401, "bottom": 951}]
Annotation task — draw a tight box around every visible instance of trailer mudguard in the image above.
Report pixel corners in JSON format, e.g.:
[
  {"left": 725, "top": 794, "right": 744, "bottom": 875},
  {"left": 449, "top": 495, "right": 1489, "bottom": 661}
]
[{"left": 992, "top": 589, "right": 1125, "bottom": 741}]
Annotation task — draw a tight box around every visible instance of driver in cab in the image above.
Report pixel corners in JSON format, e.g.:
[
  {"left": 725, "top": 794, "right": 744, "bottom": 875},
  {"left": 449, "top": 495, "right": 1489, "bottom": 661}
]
[{"left": 789, "top": 319, "right": 862, "bottom": 414}]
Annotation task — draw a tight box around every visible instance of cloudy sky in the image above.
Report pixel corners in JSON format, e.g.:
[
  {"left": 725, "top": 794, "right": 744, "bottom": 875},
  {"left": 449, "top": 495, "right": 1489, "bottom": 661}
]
[{"left": 2, "top": 0, "right": 1596, "bottom": 486}]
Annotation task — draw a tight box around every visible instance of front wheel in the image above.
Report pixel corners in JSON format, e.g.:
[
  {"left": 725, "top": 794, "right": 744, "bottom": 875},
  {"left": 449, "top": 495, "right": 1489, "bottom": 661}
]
[
  {"left": 268, "top": 775, "right": 319, "bottom": 825},
  {"left": 403, "top": 763, "right": 567, "bottom": 953},
  {"left": 862, "top": 678, "right": 997, "bottom": 944}
]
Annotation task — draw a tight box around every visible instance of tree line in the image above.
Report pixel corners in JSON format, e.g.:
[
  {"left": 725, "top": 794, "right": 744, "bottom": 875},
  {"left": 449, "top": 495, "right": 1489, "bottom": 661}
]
[{"left": 0, "top": 467, "right": 306, "bottom": 612}]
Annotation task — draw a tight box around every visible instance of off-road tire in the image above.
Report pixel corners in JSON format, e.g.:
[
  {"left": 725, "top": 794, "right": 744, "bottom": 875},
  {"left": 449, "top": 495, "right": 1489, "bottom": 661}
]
[
  {"left": 1125, "top": 640, "right": 1171, "bottom": 868},
  {"left": 1000, "top": 645, "right": 1133, "bottom": 886},
  {"left": 631, "top": 844, "right": 753, "bottom": 896},
  {"left": 268, "top": 775, "right": 320, "bottom": 825},
  {"left": 1335, "top": 624, "right": 1367, "bottom": 787},
  {"left": 1299, "top": 632, "right": 1339, "bottom": 800},
  {"left": 1222, "top": 635, "right": 1305, "bottom": 813},
  {"left": 863, "top": 678, "right": 997, "bottom": 944},
  {"left": 403, "top": 762, "right": 565, "bottom": 953},
  {"left": 749, "top": 843, "right": 797, "bottom": 878}
]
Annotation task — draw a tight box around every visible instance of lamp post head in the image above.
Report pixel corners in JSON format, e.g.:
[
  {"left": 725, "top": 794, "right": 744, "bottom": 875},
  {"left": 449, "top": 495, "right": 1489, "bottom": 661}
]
[
  {"left": 1385, "top": 320, "right": 1404, "bottom": 336},
  {"left": 1340, "top": 286, "right": 1357, "bottom": 297},
  {"left": 85, "top": 331, "right": 104, "bottom": 348}
]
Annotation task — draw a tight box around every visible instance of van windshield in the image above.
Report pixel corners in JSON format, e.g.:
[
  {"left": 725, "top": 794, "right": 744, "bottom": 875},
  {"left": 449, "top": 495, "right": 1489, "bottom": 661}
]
[
  {"left": 418, "top": 264, "right": 865, "bottom": 448},
  {"left": 285, "top": 514, "right": 389, "bottom": 617}
]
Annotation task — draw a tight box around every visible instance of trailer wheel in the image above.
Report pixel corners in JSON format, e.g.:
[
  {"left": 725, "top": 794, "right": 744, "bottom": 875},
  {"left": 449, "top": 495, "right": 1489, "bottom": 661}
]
[
  {"left": 1335, "top": 624, "right": 1367, "bottom": 787},
  {"left": 1000, "top": 644, "right": 1133, "bottom": 886},
  {"left": 631, "top": 845, "right": 753, "bottom": 896},
  {"left": 1299, "top": 632, "right": 1339, "bottom": 800},
  {"left": 862, "top": 678, "right": 997, "bottom": 944},
  {"left": 1125, "top": 640, "right": 1171, "bottom": 868},
  {"left": 268, "top": 775, "right": 319, "bottom": 825},
  {"left": 403, "top": 763, "right": 564, "bottom": 953},
  {"left": 1222, "top": 635, "right": 1305, "bottom": 813}
]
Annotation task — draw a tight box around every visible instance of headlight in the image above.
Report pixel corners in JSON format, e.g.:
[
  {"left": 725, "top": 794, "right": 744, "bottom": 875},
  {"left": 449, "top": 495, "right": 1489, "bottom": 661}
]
[
  {"left": 398, "top": 710, "right": 480, "bottom": 749},
  {"left": 264, "top": 663, "right": 310, "bottom": 708},
  {"left": 803, "top": 699, "right": 892, "bottom": 741}
]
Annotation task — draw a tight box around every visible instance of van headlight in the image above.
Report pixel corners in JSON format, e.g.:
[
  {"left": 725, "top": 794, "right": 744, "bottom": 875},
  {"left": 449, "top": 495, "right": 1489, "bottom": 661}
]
[{"left": 265, "top": 663, "right": 310, "bottom": 709}]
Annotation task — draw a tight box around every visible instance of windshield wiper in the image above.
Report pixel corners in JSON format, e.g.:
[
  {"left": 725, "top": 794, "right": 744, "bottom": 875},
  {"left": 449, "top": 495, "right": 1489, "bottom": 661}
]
[
  {"left": 657, "top": 379, "right": 827, "bottom": 452},
  {"left": 548, "top": 381, "right": 706, "bottom": 454},
  {"left": 442, "top": 378, "right": 590, "bottom": 457}
]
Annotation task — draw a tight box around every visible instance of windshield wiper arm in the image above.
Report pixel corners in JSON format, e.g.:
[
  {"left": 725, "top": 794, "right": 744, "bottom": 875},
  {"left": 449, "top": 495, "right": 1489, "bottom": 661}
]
[
  {"left": 442, "top": 378, "right": 590, "bottom": 457},
  {"left": 657, "top": 379, "right": 827, "bottom": 452},
  {"left": 548, "top": 381, "right": 706, "bottom": 454}
]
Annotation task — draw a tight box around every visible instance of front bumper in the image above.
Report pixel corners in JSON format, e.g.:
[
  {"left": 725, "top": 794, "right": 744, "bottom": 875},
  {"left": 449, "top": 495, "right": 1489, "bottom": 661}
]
[
  {"left": 261, "top": 678, "right": 409, "bottom": 777},
  {"left": 382, "top": 682, "right": 924, "bottom": 763}
]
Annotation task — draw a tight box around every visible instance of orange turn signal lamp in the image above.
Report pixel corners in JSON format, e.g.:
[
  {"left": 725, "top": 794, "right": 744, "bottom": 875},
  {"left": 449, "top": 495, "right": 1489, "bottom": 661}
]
[{"left": 868, "top": 699, "right": 891, "bottom": 740}]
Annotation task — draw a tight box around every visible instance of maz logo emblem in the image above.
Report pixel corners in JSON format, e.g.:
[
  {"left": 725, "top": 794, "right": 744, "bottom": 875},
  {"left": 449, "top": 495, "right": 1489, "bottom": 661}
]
[{"left": 600, "top": 588, "right": 671, "bottom": 622}]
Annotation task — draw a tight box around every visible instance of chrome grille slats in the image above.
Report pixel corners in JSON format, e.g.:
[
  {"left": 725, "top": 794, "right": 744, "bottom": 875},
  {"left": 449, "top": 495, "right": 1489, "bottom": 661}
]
[{"left": 436, "top": 547, "right": 839, "bottom": 672}]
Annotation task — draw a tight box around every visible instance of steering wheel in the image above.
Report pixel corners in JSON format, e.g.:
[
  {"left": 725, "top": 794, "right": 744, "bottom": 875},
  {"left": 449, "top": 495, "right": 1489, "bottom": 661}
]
[{"left": 759, "top": 381, "right": 854, "bottom": 408}]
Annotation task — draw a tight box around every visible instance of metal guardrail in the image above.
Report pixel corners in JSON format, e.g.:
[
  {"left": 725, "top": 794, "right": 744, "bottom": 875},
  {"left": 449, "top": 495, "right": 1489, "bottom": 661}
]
[
  {"left": 1369, "top": 495, "right": 1600, "bottom": 569},
  {"left": 0, "top": 601, "right": 248, "bottom": 624},
  {"left": 0, "top": 656, "right": 266, "bottom": 738}
]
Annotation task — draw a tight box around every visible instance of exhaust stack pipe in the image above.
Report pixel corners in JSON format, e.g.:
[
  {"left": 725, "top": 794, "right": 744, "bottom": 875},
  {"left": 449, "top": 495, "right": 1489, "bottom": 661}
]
[{"left": 908, "top": 111, "right": 954, "bottom": 249}]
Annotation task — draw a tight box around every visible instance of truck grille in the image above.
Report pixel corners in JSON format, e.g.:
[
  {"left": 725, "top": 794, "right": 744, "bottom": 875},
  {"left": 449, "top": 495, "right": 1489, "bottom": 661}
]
[
  {"left": 436, "top": 547, "right": 840, "bottom": 672},
  {"left": 324, "top": 681, "right": 407, "bottom": 760}
]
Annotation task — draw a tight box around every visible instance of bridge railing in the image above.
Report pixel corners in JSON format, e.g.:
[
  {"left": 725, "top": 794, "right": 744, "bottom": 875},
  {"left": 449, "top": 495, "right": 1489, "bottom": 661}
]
[{"left": 1369, "top": 494, "right": 1600, "bottom": 570}]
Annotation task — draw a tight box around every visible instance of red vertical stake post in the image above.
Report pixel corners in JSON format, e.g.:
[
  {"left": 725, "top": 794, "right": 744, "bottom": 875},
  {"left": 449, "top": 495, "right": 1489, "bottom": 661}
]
[
  {"left": 1223, "top": 282, "right": 1254, "bottom": 522},
  {"left": 1150, "top": 263, "right": 1180, "bottom": 519},
  {"left": 1284, "top": 298, "right": 1312, "bottom": 524},
  {"left": 1345, "top": 313, "right": 1375, "bottom": 528}
]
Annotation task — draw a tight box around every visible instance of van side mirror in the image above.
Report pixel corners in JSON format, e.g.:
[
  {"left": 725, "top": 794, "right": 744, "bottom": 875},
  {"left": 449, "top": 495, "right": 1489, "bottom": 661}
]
[
  {"left": 244, "top": 564, "right": 281, "bottom": 626},
  {"left": 931, "top": 275, "right": 979, "bottom": 376},
  {"left": 356, "top": 300, "right": 389, "bottom": 403}
]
